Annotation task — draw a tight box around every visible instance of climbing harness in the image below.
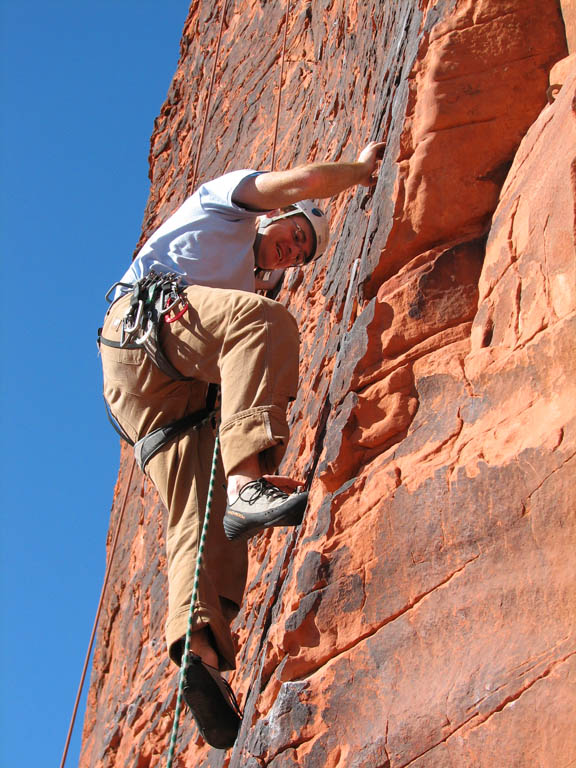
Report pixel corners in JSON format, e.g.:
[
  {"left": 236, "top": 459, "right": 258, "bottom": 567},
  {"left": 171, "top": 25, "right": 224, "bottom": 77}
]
[
  {"left": 166, "top": 432, "right": 221, "bottom": 768},
  {"left": 133, "top": 401, "right": 216, "bottom": 473},
  {"left": 98, "top": 271, "right": 220, "bottom": 473},
  {"left": 103, "top": 383, "right": 219, "bottom": 473},
  {"left": 102, "top": 270, "right": 192, "bottom": 381}
]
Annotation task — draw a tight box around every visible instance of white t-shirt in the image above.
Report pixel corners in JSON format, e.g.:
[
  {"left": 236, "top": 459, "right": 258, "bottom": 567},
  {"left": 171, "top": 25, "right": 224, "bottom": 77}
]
[{"left": 115, "top": 169, "right": 268, "bottom": 296}]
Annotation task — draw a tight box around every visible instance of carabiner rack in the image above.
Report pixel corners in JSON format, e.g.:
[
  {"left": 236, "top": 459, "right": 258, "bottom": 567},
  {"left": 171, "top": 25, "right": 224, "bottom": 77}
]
[{"left": 120, "top": 271, "right": 190, "bottom": 347}]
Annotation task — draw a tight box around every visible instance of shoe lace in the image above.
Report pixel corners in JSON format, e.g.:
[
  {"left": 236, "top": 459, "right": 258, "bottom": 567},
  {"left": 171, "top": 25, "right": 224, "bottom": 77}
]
[
  {"left": 201, "top": 659, "right": 244, "bottom": 719},
  {"left": 238, "top": 478, "right": 288, "bottom": 505},
  {"left": 219, "top": 675, "right": 244, "bottom": 720}
]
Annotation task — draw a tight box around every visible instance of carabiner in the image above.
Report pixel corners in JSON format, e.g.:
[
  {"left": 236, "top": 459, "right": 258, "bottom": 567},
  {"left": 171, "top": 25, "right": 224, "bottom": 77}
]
[
  {"left": 105, "top": 281, "right": 133, "bottom": 303},
  {"left": 135, "top": 317, "right": 155, "bottom": 345},
  {"left": 158, "top": 288, "right": 176, "bottom": 316},
  {"left": 123, "top": 300, "right": 144, "bottom": 334},
  {"left": 165, "top": 298, "right": 189, "bottom": 324}
]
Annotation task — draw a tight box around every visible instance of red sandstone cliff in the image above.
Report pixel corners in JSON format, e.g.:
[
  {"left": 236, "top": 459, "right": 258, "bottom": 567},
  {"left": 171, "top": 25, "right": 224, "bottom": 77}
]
[{"left": 81, "top": 1, "right": 575, "bottom": 766}]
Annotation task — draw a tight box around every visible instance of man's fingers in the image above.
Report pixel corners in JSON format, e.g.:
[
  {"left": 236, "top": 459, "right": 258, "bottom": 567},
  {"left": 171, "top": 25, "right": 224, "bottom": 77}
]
[
  {"left": 263, "top": 474, "right": 305, "bottom": 491},
  {"left": 368, "top": 141, "right": 385, "bottom": 164},
  {"left": 357, "top": 140, "right": 386, "bottom": 186},
  {"left": 358, "top": 139, "right": 385, "bottom": 161}
]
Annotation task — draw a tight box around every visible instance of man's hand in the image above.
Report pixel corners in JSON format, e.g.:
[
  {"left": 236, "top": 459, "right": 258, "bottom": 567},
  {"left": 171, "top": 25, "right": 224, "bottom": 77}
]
[
  {"left": 356, "top": 140, "right": 386, "bottom": 186},
  {"left": 232, "top": 139, "right": 386, "bottom": 210},
  {"left": 262, "top": 474, "right": 305, "bottom": 493}
]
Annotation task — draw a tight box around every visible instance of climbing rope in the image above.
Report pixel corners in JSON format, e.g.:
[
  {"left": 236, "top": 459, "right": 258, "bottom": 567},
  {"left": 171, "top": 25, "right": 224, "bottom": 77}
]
[
  {"left": 59, "top": 455, "right": 137, "bottom": 768},
  {"left": 165, "top": 3, "right": 228, "bottom": 755},
  {"left": 166, "top": 433, "right": 220, "bottom": 768},
  {"left": 189, "top": 0, "right": 229, "bottom": 194},
  {"left": 165, "top": 3, "right": 293, "bottom": 760},
  {"left": 270, "top": 0, "right": 291, "bottom": 172},
  {"left": 64, "top": 4, "right": 230, "bottom": 757},
  {"left": 63, "top": 1, "right": 294, "bottom": 764}
]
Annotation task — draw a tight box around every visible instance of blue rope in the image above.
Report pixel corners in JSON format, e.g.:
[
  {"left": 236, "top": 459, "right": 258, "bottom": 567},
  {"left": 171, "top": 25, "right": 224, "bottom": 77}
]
[{"left": 166, "top": 432, "right": 220, "bottom": 767}]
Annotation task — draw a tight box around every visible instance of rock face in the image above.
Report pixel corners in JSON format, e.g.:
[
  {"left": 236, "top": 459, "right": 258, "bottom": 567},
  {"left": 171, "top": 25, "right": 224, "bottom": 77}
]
[{"left": 81, "top": 1, "right": 575, "bottom": 766}]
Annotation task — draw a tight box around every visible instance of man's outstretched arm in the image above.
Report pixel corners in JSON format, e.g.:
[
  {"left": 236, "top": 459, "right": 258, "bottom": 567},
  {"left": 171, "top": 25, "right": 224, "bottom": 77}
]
[{"left": 233, "top": 140, "right": 386, "bottom": 210}]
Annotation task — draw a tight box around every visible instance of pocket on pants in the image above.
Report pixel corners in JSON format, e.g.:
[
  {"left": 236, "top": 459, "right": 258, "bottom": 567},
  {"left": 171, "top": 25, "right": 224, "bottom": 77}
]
[{"left": 101, "top": 346, "right": 146, "bottom": 384}]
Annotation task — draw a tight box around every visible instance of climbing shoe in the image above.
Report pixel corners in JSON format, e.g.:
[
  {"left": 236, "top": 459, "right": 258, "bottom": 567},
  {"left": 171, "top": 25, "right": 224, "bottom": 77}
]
[
  {"left": 182, "top": 654, "right": 242, "bottom": 750},
  {"left": 223, "top": 478, "right": 308, "bottom": 541}
]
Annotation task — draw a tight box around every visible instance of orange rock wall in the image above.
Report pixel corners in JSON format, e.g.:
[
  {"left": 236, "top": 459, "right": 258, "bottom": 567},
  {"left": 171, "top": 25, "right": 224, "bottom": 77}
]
[{"left": 82, "top": 1, "right": 575, "bottom": 766}]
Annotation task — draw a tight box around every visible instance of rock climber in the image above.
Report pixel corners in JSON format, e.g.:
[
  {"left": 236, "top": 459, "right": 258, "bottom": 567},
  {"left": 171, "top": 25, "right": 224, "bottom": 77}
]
[{"left": 98, "top": 140, "right": 385, "bottom": 750}]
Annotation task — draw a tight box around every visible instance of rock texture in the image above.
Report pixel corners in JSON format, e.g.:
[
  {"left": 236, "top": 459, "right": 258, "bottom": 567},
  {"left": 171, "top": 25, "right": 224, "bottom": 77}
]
[{"left": 82, "top": 1, "right": 575, "bottom": 766}]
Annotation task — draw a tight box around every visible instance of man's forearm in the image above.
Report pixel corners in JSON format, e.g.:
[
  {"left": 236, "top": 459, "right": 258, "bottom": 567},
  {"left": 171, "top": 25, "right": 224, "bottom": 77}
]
[
  {"left": 233, "top": 140, "right": 385, "bottom": 211},
  {"left": 252, "top": 161, "right": 370, "bottom": 208}
]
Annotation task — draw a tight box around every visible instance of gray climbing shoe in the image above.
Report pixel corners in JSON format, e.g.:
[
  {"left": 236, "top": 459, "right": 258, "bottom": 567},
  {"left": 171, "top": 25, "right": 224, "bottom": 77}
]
[
  {"left": 182, "top": 653, "right": 242, "bottom": 750},
  {"left": 223, "top": 478, "right": 308, "bottom": 541}
]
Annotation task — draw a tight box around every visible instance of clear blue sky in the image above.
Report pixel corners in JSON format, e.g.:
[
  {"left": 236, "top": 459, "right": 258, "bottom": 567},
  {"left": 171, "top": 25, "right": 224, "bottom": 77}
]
[{"left": 0, "top": 2, "right": 191, "bottom": 765}]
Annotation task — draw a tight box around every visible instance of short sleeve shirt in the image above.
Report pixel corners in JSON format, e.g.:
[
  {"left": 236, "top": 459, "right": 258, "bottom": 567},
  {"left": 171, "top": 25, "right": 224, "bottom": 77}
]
[{"left": 115, "top": 169, "right": 268, "bottom": 296}]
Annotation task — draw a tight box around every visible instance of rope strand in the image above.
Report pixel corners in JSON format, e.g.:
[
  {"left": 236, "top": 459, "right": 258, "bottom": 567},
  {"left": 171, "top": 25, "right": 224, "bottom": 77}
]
[
  {"left": 270, "top": 0, "right": 291, "bottom": 172},
  {"left": 166, "top": 433, "right": 221, "bottom": 767},
  {"left": 167, "top": 3, "right": 292, "bottom": 760},
  {"left": 67, "top": 1, "right": 294, "bottom": 763},
  {"left": 189, "top": 0, "right": 229, "bottom": 193},
  {"left": 59, "top": 456, "right": 137, "bottom": 768}
]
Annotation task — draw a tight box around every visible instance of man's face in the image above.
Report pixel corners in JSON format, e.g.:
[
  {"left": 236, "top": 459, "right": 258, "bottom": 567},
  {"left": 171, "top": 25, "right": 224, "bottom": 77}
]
[{"left": 254, "top": 213, "right": 315, "bottom": 271}]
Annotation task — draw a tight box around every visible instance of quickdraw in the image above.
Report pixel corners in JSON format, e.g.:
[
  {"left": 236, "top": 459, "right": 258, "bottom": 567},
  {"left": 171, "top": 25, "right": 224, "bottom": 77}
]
[
  {"left": 116, "top": 270, "right": 190, "bottom": 346},
  {"left": 164, "top": 295, "right": 189, "bottom": 324},
  {"left": 100, "top": 271, "right": 195, "bottom": 383}
]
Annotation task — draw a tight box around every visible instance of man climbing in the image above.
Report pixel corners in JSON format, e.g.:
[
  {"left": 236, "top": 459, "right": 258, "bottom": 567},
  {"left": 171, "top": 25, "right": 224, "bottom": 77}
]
[{"left": 99, "top": 140, "right": 384, "bottom": 750}]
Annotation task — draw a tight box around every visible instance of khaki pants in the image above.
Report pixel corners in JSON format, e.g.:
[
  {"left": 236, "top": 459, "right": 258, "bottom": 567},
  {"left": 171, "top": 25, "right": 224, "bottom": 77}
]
[{"left": 100, "top": 285, "right": 300, "bottom": 669}]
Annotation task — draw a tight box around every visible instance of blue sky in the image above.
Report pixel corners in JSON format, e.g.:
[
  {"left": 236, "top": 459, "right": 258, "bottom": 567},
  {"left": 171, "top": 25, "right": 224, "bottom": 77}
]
[{"left": 0, "top": 1, "right": 191, "bottom": 764}]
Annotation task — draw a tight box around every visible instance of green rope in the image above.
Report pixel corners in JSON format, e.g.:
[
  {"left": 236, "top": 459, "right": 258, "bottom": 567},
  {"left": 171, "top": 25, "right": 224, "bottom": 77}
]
[{"left": 166, "top": 432, "right": 220, "bottom": 768}]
